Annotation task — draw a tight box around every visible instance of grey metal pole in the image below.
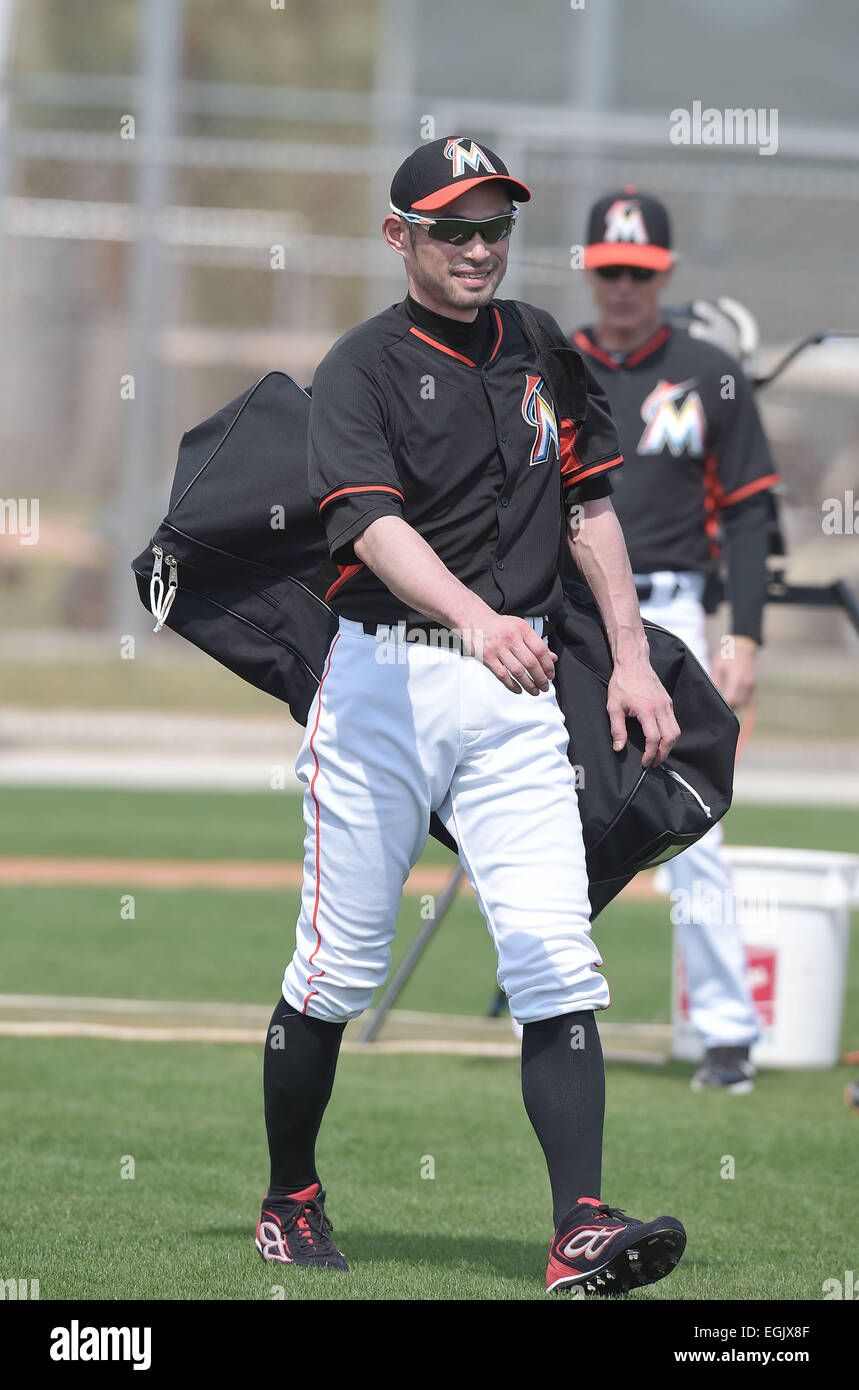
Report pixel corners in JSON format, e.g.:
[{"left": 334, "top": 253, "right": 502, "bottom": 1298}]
[
  {"left": 358, "top": 863, "right": 466, "bottom": 1043},
  {"left": 566, "top": 0, "right": 618, "bottom": 319},
  {"left": 0, "top": 0, "right": 20, "bottom": 436},
  {"left": 114, "top": 0, "right": 184, "bottom": 647},
  {"left": 365, "top": 0, "right": 417, "bottom": 320}
]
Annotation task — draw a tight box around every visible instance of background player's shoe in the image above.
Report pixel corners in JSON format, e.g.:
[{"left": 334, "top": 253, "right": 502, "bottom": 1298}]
[
  {"left": 255, "top": 1182, "right": 349, "bottom": 1270},
  {"left": 691, "top": 1045, "right": 756, "bottom": 1094},
  {"left": 546, "top": 1196, "right": 686, "bottom": 1295}
]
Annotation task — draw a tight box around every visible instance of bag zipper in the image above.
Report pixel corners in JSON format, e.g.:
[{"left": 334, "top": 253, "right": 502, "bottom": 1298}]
[
  {"left": 664, "top": 767, "right": 712, "bottom": 818},
  {"left": 146, "top": 522, "right": 334, "bottom": 614},
  {"left": 149, "top": 544, "right": 179, "bottom": 632}
]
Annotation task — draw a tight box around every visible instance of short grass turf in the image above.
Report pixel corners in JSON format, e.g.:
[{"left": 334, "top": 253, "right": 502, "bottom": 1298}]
[
  {"left": 3, "top": 785, "right": 858, "bottom": 863},
  {"left": 1, "top": 1038, "right": 856, "bottom": 1302},
  {"left": 1, "top": 790, "right": 857, "bottom": 1029},
  {"left": 1, "top": 789, "right": 858, "bottom": 1301}
]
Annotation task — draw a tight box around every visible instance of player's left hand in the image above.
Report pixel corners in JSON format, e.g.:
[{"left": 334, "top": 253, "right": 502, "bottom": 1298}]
[
  {"left": 710, "top": 636, "right": 758, "bottom": 710},
  {"left": 606, "top": 661, "right": 680, "bottom": 768}
]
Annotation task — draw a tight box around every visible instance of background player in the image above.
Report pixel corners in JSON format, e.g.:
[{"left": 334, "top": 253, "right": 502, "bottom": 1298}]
[
  {"left": 570, "top": 189, "right": 781, "bottom": 1093},
  {"left": 256, "top": 138, "right": 687, "bottom": 1295}
]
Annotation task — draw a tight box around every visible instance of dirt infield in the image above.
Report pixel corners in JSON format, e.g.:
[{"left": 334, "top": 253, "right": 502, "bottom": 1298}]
[
  {"left": 0, "top": 994, "right": 670, "bottom": 1061},
  {"left": 0, "top": 857, "right": 660, "bottom": 1058},
  {"left": 0, "top": 855, "right": 658, "bottom": 897}
]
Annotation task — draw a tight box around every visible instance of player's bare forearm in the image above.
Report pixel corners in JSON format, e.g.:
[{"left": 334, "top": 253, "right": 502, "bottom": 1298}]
[
  {"left": 710, "top": 635, "right": 758, "bottom": 709},
  {"left": 567, "top": 498, "right": 680, "bottom": 765},
  {"left": 566, "top": 498, "right": 648, "bottom": 666},
  {"left": 352, "top": 515, "right": 555, "bottom": 695},
  {"left": 353, "top": 514, "right": 484, "bottom": 629}
]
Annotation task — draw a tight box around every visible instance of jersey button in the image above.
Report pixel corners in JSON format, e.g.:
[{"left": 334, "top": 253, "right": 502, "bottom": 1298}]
[
  {"left": 495, "top": 559, "right": 504, "bottom": 570},
  {"left": 499, "top": 432, "right": 508, "bottom": 443},
  {"left": 500, "top": 496, "right": 509, "bottom": 507}
]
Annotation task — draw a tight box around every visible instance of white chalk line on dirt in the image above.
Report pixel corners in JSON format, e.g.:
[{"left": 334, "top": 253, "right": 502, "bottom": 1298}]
[
  {"left": 0, "top": 994, "right": 670, "bottom": 1061},
  {"left": 0, "top": 1020, "right": 666, "bottom": 1063}
]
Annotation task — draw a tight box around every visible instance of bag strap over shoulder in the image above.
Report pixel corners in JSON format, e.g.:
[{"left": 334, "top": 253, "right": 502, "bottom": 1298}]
[
  {"left": 510, "top": 300, "right": 589, "bottom": 424},
  {"left": 512, "top": 298, "right": 559, "bottom": 358}
]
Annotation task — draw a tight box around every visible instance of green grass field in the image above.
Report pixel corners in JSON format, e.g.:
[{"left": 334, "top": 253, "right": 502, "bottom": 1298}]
[
  {"left": 0, "top": 789, "right": 857, "bottom": 1301},
  {"left": 3, "top": 643, "right": 857, "bottom": 739}
]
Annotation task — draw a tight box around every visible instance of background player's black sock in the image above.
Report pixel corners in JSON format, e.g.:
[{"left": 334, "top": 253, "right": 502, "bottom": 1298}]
[
  {"left": 263, "top": 995, "right": 346, "bottom": 1198},
  {"left": 520, "top": 1010, "right": 606, "bottom": 1228}
]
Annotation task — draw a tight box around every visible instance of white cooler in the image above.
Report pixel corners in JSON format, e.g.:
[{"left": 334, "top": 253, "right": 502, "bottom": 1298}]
[{"left": 666, "top": 847, "right": 859, "bottom": 1069}]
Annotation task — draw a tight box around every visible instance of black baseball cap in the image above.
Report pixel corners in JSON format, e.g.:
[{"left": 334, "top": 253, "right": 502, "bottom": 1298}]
[
  {"left": 390, "top": 136, "right": 531, "bottom": 214},
  {"left": 585, "top": 188, "right": 673, "bottom": 271}
]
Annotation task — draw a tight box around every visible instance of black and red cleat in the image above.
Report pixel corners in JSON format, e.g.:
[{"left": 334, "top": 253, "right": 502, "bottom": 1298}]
[
  {"left": 255, "top": 1182, "right": 349, "bottom": 1270},
  {"left": 546, "top": 1196, "right": 686, "bottom": 1295}
]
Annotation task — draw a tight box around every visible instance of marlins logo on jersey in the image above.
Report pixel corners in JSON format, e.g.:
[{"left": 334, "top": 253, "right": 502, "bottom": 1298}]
[
  {"left": 603, "top": 199, "right": 649, "bottom": 245},
  {"left": 444, "top": 137, "right": 497, "bottom": 179},
  {"left": 638, "top": 378, "right": 707, "bottom": 457},
  {"left": 521, "top": 374, "right": 559, "bottom": 467}
]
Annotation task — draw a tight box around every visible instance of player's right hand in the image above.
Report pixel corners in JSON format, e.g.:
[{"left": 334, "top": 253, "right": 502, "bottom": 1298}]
[
  {"left": 606, "top": 661, "right": 680, "bottom": 766},
  {"left": 463, "top": 612, "right": 557, "bottom": 696}
]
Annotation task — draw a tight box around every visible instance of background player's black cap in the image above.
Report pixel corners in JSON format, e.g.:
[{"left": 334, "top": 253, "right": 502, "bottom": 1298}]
[
  {"left": 390, "top": 136, "right": 531, "bottom": 213},
  {"left": 585, "top": 188, "right": 673, "bottom": 270}
]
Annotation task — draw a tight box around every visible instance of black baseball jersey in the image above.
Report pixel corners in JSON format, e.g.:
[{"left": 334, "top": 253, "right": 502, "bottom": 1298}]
[
  {"left": 571, "top": 324, "right": 779, "bottom": 575},
  {"left": 308, "top": 296, "right": 623, "bottom": 624}
]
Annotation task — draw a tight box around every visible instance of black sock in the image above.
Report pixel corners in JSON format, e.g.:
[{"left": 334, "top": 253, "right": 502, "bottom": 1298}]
[
  {"left": 262, "top": 995, "right": 346, "bottom": 1197},
  {"left": 520, "top": 1010, "right": 605, "bottom": 1228}
]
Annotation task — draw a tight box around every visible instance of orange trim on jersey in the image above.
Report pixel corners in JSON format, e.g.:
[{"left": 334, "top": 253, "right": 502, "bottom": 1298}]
[
  {"left": 625, "top": 324, "right": 672, "bottom": 366},
  {"left": 319, "top": 484, "right": 404, "bottom": 511},
  {"left": 409, "top": 310, "right": 504, "bottom": 368},
  {"left": 559, "top": 417, "right": 583, "bottom": 479},
  {"left": 325, "top": 563, "right": 363, "bottom": 601},
  {"left": 302, "top": 632, "right": 342, "bottom": 1015},
  {"left": 408, "top": 326, "right": 476, "bottom": 366},
  {"left": 703, "top": 453, "right": 723, "bottom": 559},
  {"left": 488, "top": 305, "right": 504, "bottom": 363},
  {"left": 572, "top": 330, "right": 618, "bottom": 369},
  {"left": 559, "top": 417, "right": 623, "bottom": 486},
  {"left": 719, "top": 472, "right": 780, "bottom": 508},
  {"left": 563, "top": 453, "right": 623, "bottom": 487},
  {"left": 572, "top": 325, "right": 671, "bottom": 369}
]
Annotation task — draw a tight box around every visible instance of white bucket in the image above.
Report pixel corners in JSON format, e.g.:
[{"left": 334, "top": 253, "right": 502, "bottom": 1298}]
[{"left": 667, "top": 847, "right": 859, "bottom": 1069}]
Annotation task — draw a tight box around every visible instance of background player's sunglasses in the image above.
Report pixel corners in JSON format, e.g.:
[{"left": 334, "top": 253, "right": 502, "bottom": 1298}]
[
  {"left": 594, "top": 265, "right": 657, "bottom": 282},
  {"left": 390, "top": 202, "right": 519, "bottom": 245}
]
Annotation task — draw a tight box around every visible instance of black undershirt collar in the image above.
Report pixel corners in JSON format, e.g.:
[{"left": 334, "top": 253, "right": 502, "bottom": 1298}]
[{"left": 403, "top": 294, "right": 494, "bottom": 363}]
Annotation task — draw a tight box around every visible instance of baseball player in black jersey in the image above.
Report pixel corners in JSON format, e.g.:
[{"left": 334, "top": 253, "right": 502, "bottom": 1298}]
[
  {"left": 256, "top": 139, "right": 687, "bottom": 1295},
  {"left": 570, "top": 189, "right": 781, "bottom": 1093}
]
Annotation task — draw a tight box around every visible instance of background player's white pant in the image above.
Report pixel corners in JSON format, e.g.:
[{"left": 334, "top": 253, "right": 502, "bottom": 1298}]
[
  {"left": 281, "top": 617, "right": 609, "bottom": 1026},
  {"left": 636, "top": 574, "right": 759, "bottom": 1051}
]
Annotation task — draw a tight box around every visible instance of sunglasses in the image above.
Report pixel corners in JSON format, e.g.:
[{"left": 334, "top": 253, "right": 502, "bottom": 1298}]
[
  {"left": 390, "top": 201, "right": 518, "bottom": 245},
  {"left": 594, "top": 265, "right": 657, "bottom": 282}
]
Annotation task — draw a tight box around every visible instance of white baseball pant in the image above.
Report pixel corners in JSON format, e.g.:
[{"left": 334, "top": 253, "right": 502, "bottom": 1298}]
[
  {"left": 281, "top": 616, "right": 610, "bottom": 1026},
  {"left": 636, "top": 572, "right": 760, "bottom": 1051}
]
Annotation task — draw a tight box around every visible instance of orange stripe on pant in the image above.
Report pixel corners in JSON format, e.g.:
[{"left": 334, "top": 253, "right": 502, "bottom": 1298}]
[{"left": 302, "top": 632, "right": 341, "bottom": 1014}]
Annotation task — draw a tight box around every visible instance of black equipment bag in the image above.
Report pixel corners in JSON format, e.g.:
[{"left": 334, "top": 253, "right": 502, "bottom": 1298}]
[
  {"left": 509, "top": 300, "right": 739, "bottom": 911},
  {"left": 131, "top": 367, "right": 738, "bottom": 918},
  {"left": 132, "top": 372, "right": 338, "bottom": 725},
  {"left": 548, "top": 583, "right": 738, "bottom": 916}
]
